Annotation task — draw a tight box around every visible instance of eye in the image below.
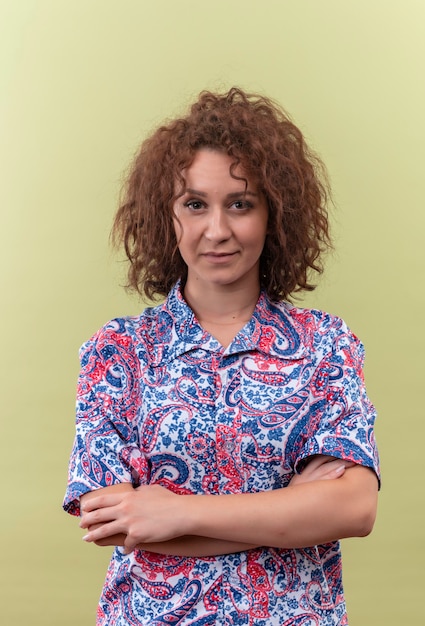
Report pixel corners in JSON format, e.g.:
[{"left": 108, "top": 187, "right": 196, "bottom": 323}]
[
  {"left": 184, "top": 200, "right": 205, "bottom": 211},
  {"left": 231, "top": 199, "right": 254, "bottom": 210}
]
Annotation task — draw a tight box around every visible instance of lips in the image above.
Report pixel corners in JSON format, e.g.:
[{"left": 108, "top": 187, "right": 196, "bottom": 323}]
[{"left": 202, "top": 251, "right": 237, "bottom": 263}]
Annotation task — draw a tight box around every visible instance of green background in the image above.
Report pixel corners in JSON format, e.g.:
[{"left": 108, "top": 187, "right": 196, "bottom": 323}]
[{"left": 1, "top": 1, "right": 424, "bottom": 623}]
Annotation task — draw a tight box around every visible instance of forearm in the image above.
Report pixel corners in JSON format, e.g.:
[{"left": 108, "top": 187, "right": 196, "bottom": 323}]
[
  {"left": 81, "top": 484, "right": 257, "bottom": 556},
  {"left": 94, "top": 531, "right": 257, "bottom": 556},
  {"left": 137, "top": 537, "right": 258, "bottom": 556},
  {"left": 183, "top": 466, "right": 378, "bottom": 548},
  {"left": 94, "top": 532, "right": 257, "bottom": 556},
  {"left": 80, "top": 461, "right": 378, "bottom": 553}
]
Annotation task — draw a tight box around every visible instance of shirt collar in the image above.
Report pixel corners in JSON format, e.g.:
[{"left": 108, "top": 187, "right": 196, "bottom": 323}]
[{"left": 149, "top": 282, "right": 309, "bottom": 366}]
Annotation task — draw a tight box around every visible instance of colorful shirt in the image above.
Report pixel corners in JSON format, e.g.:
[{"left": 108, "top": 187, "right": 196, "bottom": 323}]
[{"left": 64, "top": 282, "right": 379, "bottom": 625}]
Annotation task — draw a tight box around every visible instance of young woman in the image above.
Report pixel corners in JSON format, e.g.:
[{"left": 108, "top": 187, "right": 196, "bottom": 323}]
[{"left": 64, "top": 88, "right": 379, "bottom": 625}]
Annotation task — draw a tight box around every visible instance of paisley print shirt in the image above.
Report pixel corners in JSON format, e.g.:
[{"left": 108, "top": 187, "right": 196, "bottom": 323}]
[{"left": 64, "top": 282, "right": 379, "bottom": 625}]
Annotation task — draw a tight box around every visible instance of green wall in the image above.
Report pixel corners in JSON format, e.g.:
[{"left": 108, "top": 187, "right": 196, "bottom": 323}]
[{"left": 1, "top": 1, "right": 424, "bottom": 623}]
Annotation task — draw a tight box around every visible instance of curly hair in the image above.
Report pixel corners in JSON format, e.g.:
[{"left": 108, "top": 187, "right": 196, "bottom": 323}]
[{"left": 112, "top": 87, "right": 331, "bottom": 301}]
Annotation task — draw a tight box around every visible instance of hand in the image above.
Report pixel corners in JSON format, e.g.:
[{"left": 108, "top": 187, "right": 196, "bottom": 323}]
[
  {"left": 80, "top": 484, "right": 186, "bottom": 553},
  {"left": 289, "top": 455, "right": 356, "bottom": 487}
]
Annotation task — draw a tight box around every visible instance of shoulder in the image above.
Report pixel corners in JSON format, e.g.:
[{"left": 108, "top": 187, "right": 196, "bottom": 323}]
[
  {"left": 79, "top": 284, "right": 196, "bottom": 368},
  {"left": 267, "top": 298, "right": 364, "bottom": 361},
  {"left": 281, "top": 301, "right": 352, "bottom": 335},
  {"left": 79, "top": 301, "right": 168, "bottom": 367}
]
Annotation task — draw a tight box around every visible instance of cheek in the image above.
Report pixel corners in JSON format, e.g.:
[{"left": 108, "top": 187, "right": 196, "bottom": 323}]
[
  {"left": 172, "top": 219, "right": 193, "bottom": 262},
  {"left": 172, "top": 216, "right": 183, "bottom": 243},
  {"left": 248, "top": 222, "right": 268, "bottom": 249}
]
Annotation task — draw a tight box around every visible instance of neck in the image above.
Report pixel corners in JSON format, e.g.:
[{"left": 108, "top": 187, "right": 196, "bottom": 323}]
[{"left": 182, "top": 281, "right": 260, "bottom": 326}]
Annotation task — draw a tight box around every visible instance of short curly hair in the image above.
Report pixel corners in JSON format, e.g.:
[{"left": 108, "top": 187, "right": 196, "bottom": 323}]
[{"left": 113, "top": 87, "right": 331, "bottom": 301}]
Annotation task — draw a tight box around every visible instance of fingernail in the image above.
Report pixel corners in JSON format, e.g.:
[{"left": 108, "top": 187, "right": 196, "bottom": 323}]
[
  {"left": 335, "top": 464, "right": 345, "bottom": 475},
  {"left": 82, "top": 534, "right": 90, "bottom": 542}
]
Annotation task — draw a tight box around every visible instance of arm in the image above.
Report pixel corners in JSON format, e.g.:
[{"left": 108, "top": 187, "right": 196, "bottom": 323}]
[
  {"left": 129, "top": 456, "right": 356, "bottom": 556},
  {"left": 186, "top": 463, "right": 378, "bottom": 548},
  {"left": 80, "top": 455, "right": 372, "bottom": 555},
  {"left": 81, "top": 482, "right": 257, "bottom": 555}
]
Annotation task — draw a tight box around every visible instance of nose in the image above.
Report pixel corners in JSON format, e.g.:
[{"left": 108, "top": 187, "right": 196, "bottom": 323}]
[{"left": 204, "top": 207, "right": 232, "bottom": 242}]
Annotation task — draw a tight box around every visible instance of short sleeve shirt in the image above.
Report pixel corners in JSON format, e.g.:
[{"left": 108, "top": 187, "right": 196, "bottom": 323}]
[{"left": 64, "top": 282, "right": 379, "bottom": 625}]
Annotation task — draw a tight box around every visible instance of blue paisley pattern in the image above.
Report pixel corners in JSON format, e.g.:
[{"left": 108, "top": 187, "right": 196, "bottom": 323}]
[{"left": 64, "top": 282, "right": 379, "bottom": 625}]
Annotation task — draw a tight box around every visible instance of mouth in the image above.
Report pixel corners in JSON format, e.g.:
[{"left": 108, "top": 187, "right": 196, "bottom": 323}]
[{"left": 202, "top": 251, "right": 237, "bottom": 263}]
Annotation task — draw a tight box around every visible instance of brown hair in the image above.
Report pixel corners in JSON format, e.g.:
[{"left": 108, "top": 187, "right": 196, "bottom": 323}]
[{"left": 113, "top": 87, "right": 331, "bottom": 301}]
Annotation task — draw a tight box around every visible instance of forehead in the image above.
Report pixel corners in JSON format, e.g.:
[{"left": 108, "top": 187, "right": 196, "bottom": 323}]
[{"left": 182, "top": 148, "right": 254, "bottom": 188}]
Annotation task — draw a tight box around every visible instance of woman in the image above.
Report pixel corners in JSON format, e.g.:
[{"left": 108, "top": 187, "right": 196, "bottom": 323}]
[{"left": 64, "top": 88, "right": 379, "bottom": 625}]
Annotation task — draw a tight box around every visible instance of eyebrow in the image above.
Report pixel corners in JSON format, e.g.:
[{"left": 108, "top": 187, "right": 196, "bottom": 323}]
[{"left": 185, "top": 188, "right": 259, "bottom": 199}]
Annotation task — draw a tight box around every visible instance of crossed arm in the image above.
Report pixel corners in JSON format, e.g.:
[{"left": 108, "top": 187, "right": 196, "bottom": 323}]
[{"left": 79, "top": 455, "right": 378, "bottom": 557}]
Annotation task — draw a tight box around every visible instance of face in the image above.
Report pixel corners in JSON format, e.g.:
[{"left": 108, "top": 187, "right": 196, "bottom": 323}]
[{"left": 173, "top": 149, "right": 268, "bottom": 295}]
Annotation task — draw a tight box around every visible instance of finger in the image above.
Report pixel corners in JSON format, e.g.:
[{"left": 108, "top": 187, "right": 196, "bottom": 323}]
[
  {"left": 81, "top": 494, "right": 122, "bottom": 513},
  {"left": 80, "top": 506, "right": 118, "bottom": 529},
  {"left": 303, "top": 462, "right": 345, "bottom": 481},
  {"left": 330, "top": 463, "right": 345, "bottom": 477},
  {"left": 303, "top": 456, "right": 355, "bottom": 475},
  {"left": 83, "top": 520, "right": 122, "bottom": 543},
  {"left": 123, "top": 534, "right": 138, "bottom": 554},
  {"left": 301, "top": 455, "right": 336, "bottom": 474},
  {"left": 297, "top": 459, "right": 345, "bottom": 483},
  {"left": 318, "top": 460, "right": 357, "bottom": 479}
]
